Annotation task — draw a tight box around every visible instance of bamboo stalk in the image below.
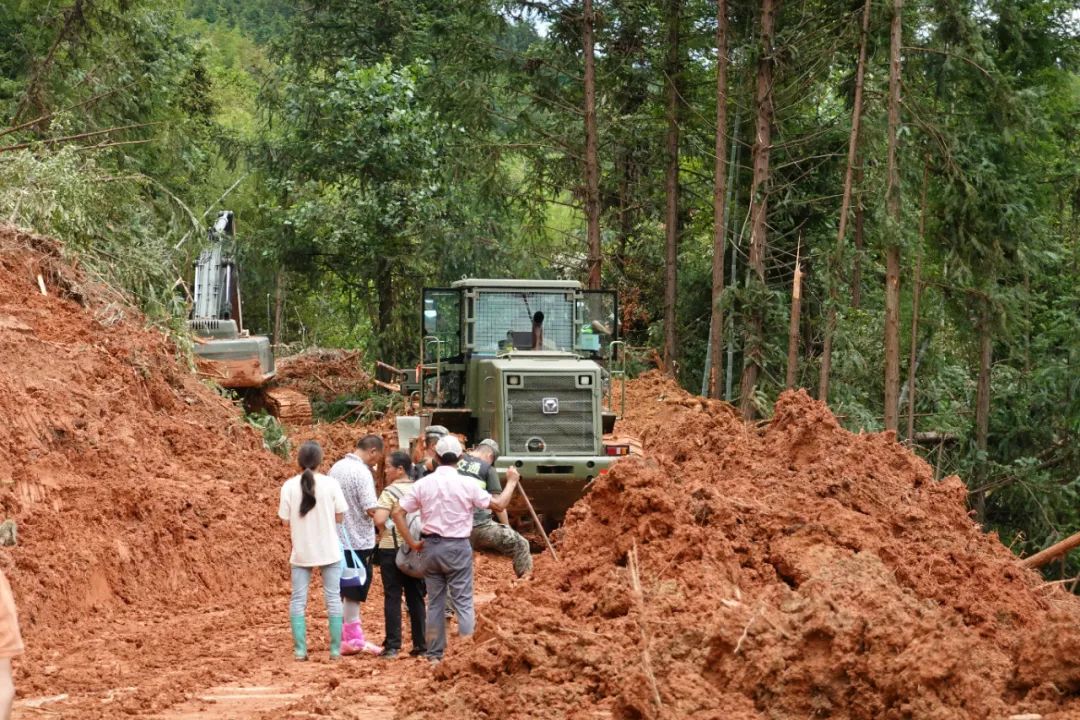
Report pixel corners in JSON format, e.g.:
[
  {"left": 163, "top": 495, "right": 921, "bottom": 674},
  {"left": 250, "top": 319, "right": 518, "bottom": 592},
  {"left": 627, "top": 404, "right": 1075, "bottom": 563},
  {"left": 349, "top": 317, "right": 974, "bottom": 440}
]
[
  {"left": 818, "top": 0, "right": 873, "bottom": 402},
  {"left": 627, "top": 543, "right": 664, "bottom": 715},
  {"left": 0, "top": 82, "right": 136, "bottom": 140},
  {"left": 707, "top": 0, "right": 730, "bottom": 399},
  {"left": 1022, "top": 531, "right": 1080, "bottom": 569},
  {"left": 785, "top": 238, "right": 803, "bottom": 389},
  {"left": 906, "top": 159, "right": 929, "bottom": 440},
  {"left": 0, "top": 122, "right": 160, "bottom": 153},
  {"left": 882, "top": 0, "right": 904, "bottom": 432},
  {"left": 515, "top": 478, "right": 559, "bottom": 562},
  {"left": 72, "top": 139, "right": 151, "bottom": 152}
]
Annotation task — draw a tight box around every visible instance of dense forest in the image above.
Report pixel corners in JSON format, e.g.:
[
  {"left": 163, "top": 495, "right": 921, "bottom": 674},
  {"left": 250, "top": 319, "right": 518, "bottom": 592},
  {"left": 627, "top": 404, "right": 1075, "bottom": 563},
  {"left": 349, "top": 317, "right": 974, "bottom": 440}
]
[{"left": 0, "top": 0, "right": 1076, "bottom": 565}]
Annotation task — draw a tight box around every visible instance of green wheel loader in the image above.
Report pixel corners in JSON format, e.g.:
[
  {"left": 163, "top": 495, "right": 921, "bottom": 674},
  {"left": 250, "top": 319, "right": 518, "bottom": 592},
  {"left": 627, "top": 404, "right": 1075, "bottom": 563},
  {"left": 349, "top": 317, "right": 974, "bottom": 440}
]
[{"left": 386, "top": 279, "right": 633, "bottom": 523}]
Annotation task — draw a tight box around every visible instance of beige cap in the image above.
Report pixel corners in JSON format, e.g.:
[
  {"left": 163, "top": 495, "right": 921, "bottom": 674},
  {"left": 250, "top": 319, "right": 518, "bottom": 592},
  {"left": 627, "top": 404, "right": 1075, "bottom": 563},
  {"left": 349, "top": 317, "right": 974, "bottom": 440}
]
[
  {"left": 478, "top": 438, "right": 500, "bottom": 459},
  {"left": 435, "top": 435, "right": 463, "bottom": 458}
]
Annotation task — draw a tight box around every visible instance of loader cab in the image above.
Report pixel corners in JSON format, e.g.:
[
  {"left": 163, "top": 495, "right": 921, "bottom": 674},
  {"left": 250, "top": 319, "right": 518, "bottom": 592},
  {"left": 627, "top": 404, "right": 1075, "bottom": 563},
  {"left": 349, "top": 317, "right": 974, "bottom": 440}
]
[
  {"left": 421, "top": 280, "right": 618, "bottom": 362},
  {"left": 418, "top": 280, "right": 619, "bottom": 410}
]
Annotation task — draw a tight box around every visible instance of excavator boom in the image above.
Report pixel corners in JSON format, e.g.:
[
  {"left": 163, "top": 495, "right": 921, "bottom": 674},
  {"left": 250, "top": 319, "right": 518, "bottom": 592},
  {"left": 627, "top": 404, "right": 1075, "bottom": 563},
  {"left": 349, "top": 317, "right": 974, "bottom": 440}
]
[{"left": 190, "top": 211, "right": 274, "bottom": 388}]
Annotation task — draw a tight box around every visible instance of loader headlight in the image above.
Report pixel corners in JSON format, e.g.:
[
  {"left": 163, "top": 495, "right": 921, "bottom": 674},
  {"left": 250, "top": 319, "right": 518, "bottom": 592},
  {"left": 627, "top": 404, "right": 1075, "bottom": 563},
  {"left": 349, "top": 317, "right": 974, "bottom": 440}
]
[
  {"left": 578, "top": 374, "right": 593, "bottom": 387},
  {"left": 506, "top": 374, "right": 522, "bottom": 387}
]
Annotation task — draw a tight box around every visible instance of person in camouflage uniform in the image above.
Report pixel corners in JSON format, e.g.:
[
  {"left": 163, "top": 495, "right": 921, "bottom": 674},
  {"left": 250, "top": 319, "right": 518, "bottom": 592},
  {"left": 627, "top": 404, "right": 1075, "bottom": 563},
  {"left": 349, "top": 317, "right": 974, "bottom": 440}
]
[{"left": 457, "top": 440, "right": 533, "bottom": 578}]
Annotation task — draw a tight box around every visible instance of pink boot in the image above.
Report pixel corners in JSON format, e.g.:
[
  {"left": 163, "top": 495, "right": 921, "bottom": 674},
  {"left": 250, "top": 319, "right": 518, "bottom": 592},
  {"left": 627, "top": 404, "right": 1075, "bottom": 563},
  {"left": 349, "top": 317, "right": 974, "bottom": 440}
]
[
  {"left": 342, "top": 621, "right": 383, "bottom": 656},
  {"left": 341, "top": 621, "right": 362, "bottom": 655}
]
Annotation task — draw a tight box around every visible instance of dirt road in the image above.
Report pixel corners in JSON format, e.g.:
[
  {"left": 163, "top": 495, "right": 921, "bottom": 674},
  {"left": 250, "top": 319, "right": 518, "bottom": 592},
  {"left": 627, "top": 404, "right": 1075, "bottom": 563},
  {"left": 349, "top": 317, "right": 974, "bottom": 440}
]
[{"left": 14, "top": 555, "right": 513, "bottom": 719}]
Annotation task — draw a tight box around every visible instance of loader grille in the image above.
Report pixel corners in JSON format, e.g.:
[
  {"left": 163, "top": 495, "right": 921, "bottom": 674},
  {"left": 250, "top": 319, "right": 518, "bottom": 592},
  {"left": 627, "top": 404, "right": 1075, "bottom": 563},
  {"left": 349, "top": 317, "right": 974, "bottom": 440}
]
[{"left": 507, "top": 375, "right": 595, "bottom": 455}]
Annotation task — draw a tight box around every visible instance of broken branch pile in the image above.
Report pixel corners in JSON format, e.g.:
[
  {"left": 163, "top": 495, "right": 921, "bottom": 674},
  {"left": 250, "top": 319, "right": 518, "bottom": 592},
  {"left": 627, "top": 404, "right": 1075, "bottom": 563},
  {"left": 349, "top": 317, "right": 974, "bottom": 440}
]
[{"left": 273, "top": 349, "right": 372, "bottom": 401}]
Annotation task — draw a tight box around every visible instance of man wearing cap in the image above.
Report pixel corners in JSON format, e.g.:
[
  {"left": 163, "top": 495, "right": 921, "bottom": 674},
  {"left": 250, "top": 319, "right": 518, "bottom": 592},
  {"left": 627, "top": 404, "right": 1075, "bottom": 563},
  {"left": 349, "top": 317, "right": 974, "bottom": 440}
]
[
  {"left": 391, "top": 435, "right": 519, "bottom": 662},
  {"left": 458, "top": 440, "right": 533, "bottom": 578},
  {"left": 412, "top": 425, "right": 449, "bottom": 479}
]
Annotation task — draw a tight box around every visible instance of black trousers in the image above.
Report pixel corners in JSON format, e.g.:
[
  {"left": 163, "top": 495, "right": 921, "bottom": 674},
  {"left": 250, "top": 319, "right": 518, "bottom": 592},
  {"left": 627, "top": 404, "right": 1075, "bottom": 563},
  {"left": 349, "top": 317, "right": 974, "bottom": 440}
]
[{"left": 377, "top": 548, "right": 426, "bottom": 652}]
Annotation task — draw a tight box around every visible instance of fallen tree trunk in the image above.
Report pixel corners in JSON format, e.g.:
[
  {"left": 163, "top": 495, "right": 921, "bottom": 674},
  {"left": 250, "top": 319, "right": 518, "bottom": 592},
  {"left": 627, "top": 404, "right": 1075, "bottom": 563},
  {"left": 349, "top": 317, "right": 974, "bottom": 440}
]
[{"left": 1022, "top": 531, "right": 1080, "bottom": 569}]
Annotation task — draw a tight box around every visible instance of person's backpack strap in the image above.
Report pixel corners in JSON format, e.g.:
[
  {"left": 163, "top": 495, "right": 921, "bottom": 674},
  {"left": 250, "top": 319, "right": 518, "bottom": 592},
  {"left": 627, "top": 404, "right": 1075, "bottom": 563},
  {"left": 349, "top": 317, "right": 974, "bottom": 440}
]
[{"left": 384, "top": 485, "right": 406, "bottom": 549}]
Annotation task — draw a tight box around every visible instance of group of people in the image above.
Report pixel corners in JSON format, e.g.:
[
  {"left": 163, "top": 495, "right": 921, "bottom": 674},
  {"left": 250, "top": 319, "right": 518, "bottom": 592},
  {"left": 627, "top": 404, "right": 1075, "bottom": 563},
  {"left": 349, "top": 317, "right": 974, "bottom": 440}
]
[{"left": 278, "top": 425, "right": 531, "bottom": 663}]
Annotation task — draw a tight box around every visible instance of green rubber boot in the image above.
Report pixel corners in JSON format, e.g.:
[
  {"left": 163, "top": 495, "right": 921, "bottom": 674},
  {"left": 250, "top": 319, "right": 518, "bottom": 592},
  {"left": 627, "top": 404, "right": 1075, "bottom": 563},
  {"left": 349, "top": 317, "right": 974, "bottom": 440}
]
[
  {"left": 290, "top": 616, "right": 308, "bottom": 661},
  {"left": 328, "top": 616, "right": 344, "bottom": 660}
]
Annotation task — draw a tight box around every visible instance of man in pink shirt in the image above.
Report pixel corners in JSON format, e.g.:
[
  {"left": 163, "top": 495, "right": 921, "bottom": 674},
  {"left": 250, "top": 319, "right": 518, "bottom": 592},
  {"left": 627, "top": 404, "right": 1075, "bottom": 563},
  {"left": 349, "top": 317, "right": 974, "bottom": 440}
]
[{"left": 392, "top": 435, "right": 519, "bottom": 662}]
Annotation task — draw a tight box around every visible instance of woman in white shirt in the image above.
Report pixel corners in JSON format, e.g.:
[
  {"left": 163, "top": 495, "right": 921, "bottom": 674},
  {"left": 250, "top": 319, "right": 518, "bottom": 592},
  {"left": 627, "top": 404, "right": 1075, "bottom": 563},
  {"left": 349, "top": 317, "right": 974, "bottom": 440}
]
[{"left": 278, "top": 441, "right": 348, "bottom": 660}]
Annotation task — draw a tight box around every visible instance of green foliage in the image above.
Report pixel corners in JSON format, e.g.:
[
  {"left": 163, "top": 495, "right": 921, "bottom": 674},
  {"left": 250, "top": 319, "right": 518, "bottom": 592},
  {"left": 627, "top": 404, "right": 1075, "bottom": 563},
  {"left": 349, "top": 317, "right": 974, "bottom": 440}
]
[
  {"left": 0, "top": 148, "right": 186, "bottom": 320},
  {"left": 257, "top": 58, "right": 452, "bottom": 360},
  {"left": 312, "top": 390, "right": 403, "bottom": 425},
  {"left": 244, "top": 410, "right": 290, "bottom": 458},
  {"left": 0, "top": 0, "right": 241, "bottom": 327},
  {"left": 186, "top": 0, "right": 293, "bottom": 44}
]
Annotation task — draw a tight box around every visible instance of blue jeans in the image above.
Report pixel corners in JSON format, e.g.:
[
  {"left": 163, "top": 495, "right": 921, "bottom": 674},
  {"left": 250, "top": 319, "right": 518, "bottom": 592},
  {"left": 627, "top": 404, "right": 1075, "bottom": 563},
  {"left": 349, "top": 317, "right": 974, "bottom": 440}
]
[{"left": 290, "top": 563, "right": 343, "bottom": 617}]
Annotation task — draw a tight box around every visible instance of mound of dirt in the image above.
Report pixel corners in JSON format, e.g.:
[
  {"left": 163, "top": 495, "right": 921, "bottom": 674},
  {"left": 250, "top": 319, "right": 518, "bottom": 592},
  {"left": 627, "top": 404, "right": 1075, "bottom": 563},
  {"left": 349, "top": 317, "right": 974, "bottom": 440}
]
[
  {"left": 0, "top": 226, "right": 289, "bottom": 634},
  {"left": 403, "top": 372, "right": 1080, "bottom": 719},
  {"left": 274, "top": 349, "right": 372, "bottom": 401}
]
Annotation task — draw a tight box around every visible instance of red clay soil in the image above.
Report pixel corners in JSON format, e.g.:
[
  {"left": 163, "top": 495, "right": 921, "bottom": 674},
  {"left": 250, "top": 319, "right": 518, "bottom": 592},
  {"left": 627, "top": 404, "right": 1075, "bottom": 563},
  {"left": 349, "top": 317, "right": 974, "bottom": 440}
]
[
  {"left": 291, "top": 416, "right": 397, "bottom": 462},
  {"left": 14, "top": 550, "right": 513, "bottom": 719},
  {"left": 0, "top": 227, "right": 475, "bottom": 719},
  {"left": 0, "top": 226, "right": 288, "bottom": 650},
  {"left": 402, "top": 372, "right": 1080, "bottom": 720}
]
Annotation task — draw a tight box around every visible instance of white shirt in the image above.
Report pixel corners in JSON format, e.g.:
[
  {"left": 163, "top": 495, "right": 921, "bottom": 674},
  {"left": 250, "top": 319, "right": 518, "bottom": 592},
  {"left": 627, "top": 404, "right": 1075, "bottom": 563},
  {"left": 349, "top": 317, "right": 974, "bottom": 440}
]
[
  {"left": 328, "top": 454, "right": 378, "bottom": 550},
  {"left": 278, "top": 472, "right": 348, "bottom": 567}
]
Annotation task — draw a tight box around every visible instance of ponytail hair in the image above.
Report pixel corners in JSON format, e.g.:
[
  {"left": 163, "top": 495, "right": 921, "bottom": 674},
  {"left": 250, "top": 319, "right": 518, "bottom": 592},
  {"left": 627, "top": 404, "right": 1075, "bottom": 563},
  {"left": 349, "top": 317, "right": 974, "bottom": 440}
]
[{"left": 297, "top": 441, "right": 323, "bottom": 517}]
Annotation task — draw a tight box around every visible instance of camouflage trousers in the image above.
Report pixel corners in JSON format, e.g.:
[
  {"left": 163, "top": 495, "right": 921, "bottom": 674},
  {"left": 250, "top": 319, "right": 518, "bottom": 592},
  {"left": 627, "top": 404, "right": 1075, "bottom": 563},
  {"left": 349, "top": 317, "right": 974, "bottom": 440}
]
[{"left": 471, "top": 521, "right": 533, "bottom": 578}]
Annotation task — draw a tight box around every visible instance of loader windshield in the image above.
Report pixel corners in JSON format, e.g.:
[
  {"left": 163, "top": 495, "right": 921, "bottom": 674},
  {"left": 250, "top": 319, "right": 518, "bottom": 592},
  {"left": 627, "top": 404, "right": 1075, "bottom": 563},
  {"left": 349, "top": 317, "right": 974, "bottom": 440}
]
[{"left": 474, "top": 290, "right": 575, "bottom": 353}]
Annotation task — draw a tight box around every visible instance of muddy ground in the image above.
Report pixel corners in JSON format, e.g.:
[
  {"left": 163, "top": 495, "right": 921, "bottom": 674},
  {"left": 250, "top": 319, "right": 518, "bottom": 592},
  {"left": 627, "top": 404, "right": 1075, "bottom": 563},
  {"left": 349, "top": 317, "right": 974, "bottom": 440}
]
[
  {"left": 4, "top": 226, "right": 1080, "bottom": 719},
  {"left": 14, "top": 554, "right": 516, "bottom": 719}
]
